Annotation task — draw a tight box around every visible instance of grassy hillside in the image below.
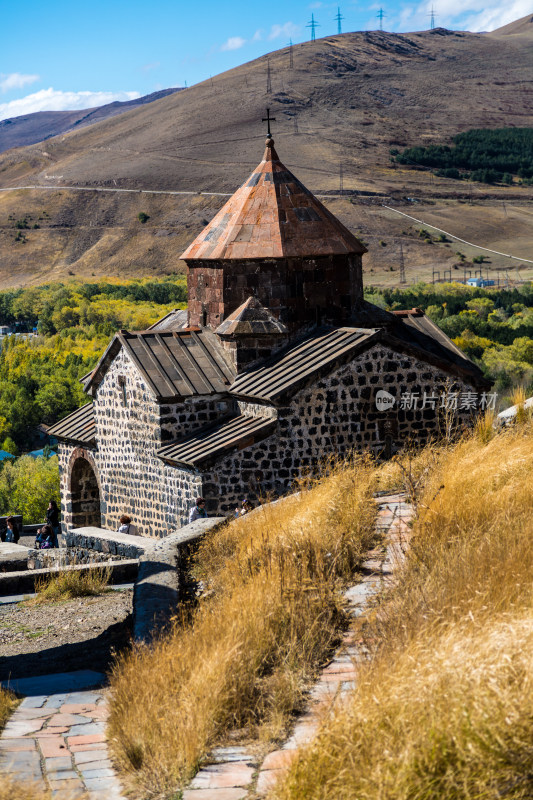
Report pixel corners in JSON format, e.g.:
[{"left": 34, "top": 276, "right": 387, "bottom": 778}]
[
  {"left": 2, "top": 23, "right": 533, "bottom": 286},
  {"left": 273, "top": 419, "right": 533, "bottom": 800},
  {"left": 108, "top": 458, "right": 379, "bottom": 797}
]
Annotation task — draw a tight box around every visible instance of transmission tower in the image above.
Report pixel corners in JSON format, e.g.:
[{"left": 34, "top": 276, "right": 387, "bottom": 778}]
[
  {"left": 377, "top": 8, "right": 385, "bottom": 30},
  {"left": 266, "top": 58, "right": 272, "bottom": 94},
  {"left": 428, "top": 6, "right": 437, "bottom": 29},
  {"left": 288, "top": 38, "right": 294, "bottom": 68},
  {"left": 335, "top": 7, "right": 344, "bottom": 34},
  {"left": 399, "top": 242, "right": 406, "bottom": 284},
  {"left": 307, "top": 13, "right": 320, "bottom": 41}
]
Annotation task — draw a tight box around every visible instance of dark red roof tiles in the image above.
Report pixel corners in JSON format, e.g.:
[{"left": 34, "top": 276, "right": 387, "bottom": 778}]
[{"left": 180, "top": 138, "right": 367, "bottom": 261}]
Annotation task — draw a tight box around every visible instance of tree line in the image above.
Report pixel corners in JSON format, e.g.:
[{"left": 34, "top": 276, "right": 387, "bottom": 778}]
[
  {"left": 392, "top": 128, "right": 533, "bottom": 185},
  {"left": 0, "top": 277, "right": 186, "bottom": 451},
  {"left": 365, "top": 282, "right": 533, "bottom": 395}
]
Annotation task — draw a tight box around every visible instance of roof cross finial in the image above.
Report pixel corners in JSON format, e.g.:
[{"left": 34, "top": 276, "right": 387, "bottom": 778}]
[{"left": 262, "top": 108, "right": 276, "bottom": 139}]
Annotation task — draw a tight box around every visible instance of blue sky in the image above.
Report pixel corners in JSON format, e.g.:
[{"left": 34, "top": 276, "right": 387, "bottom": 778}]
[{"left": 1, "top": 0, "right": 530, "bottom": 121}]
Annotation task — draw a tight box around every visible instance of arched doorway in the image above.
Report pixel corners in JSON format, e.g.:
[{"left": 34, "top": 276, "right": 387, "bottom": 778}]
[{"left": 70, "top": 457, "right": 101, "bottom": 528}]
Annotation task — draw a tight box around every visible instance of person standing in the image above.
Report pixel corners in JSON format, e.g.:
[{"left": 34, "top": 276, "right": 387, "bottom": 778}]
[
  {"left": 46, "top": 500, "right": 60, "bottom": 548},
  {"left": 189, "top": 497, "right": 207, "bottom": 524},
  {"left": 117, "top": 515, "right": 133, "bottom": 534},
  {"left": 5, "top": 516, "right": 20, "bottom": 544}
]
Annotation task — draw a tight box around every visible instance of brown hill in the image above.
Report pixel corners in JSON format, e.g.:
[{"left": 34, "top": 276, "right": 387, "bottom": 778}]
[
  {"left": 0, "top": 88, "right": 182, "bottom": 154},
  {"left": 488, "top": 13, "right": 533, "bottom": 37},
  {"left": 1, "top": 25, "right": 533, "bottom": 288}
]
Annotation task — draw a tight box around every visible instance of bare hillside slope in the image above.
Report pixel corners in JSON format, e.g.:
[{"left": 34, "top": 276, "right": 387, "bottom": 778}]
[{"left": 1, "top": 24, "right": 533, "bottom": 287}]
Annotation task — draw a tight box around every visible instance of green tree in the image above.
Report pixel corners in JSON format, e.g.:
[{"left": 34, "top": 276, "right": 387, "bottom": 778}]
[
  {"left": 1, "top": 436, "right": 18, "bottom": 456},
  {"left": 0, "top": 455, "right": 59, "bottom": 523}
]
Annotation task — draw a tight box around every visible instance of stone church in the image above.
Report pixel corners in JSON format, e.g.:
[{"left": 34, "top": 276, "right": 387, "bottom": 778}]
[{"left": 49, "top": 133, "right": 489, "bottom": 537}]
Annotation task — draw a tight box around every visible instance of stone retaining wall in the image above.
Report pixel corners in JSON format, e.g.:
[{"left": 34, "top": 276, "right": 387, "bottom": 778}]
[
  {"left": 0, "top": 559, "right": 139, "bottom": 596},
  {"left": 65, "top": 526, "right": 149, "bottom": 559},
  {"left": 133, "top": 516, "right": 226, "bottom": 641}
]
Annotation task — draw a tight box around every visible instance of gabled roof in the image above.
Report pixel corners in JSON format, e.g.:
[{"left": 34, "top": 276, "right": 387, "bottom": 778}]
[
  {"left": 157, "top": 413, "right": 276, "bottom": 468},
  {"left": 230, "top": 327, "right": 378, "bottom": 401},
  {"left": 229, "top": 307, "right": 490, "bottom": 402},
  {"left": 215, "top": 297, "right": 288, "bottom": 336},
  {"left": 85, "top": 329, "right": 234, "bottom": 400},
  {"left": 180, "top": 137, "right": 367, "bottom": 261},
  {"left": 147, "top": 308, "right": 188, "bottom": 332},
  {"left": 47, "top": 403, "right": 96, "bottom": 447}
]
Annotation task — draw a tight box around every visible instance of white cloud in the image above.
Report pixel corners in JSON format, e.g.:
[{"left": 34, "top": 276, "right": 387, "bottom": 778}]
[
  {"left": 0, "top": 73, "right": 40, "bottom": 93},
  {"left": 252, "top": 29, "right": 263, "bottom": 41},
  {"left": 221, "top": 36, "right": 246, "bottom": 51},
  {"left": 459, "top": 0, "right": 532, "bottom": 31},
  {"left": 268, "top": 22, "right": 300, "bottom": 40},
  {"left": 0, "top": 88, "right": 141, "bottom": 122},
  {"left": 142, "top": 61, "right": 160, "bottom": 72},
  {"left": 393, "top": 0, "right": 531, "bottom": 33}
]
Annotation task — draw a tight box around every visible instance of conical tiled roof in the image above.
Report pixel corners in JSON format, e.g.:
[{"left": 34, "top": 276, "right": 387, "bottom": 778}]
[
  {"left": 180, "top": 138, "right": 367, "bottom": 260},
  {"left": 215, "top": 297, "right": 288, "bottom": 336}
]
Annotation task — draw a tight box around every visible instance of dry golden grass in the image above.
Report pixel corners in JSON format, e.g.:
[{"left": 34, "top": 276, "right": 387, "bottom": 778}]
[
  {"left": 0, "top": 782, "right": 51, "bottom": 800},
  {"left": 0, "top": 687, "right": 17, "bottom": 731},
  {"left": 273, "top": 421, "right": 533, "bottom": 800},
  {"left": 32, "top": 565, "right": 111, "bottom": 603},
  {"left": 108, "top": 456, "right": 379, "bottom": 798}
]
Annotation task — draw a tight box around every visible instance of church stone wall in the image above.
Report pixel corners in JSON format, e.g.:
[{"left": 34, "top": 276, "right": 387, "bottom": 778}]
[
  {"left": 187, "top": 254, "right": 363, "bottom": 332},
  {"left": 202, "top": 344, "right": 475, "bottom": 515},
  {"left": 160, "top": 396, "right": 232, "bottom": 442},
  {"left": 64, "top": 349, "right": 202, "bottom": 538}
]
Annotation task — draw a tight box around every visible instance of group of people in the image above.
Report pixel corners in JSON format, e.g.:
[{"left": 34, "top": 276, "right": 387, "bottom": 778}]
[
  {"left": 34, "top": 500, "right": 61, "bottom": 550},
  {"left": 188, "top": 496, "right": 253, "bottom": 524},
  {"left": 0, "top": 500, "right": 60, "bottom": 549}
]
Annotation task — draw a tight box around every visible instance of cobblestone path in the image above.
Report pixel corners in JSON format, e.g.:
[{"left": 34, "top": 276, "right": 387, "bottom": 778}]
[
  {"left": 181, "top": 492, "right": 413, "bottom": 799},
  {"left": 0, "top": 670, "right": 125, "bottom": 799}
]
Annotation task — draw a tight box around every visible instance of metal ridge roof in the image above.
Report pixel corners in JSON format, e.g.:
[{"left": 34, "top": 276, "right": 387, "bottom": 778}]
[
  {"left": 230, "top": 327, "right": 378, "bottom": 401},
  {"left": 86, "top": 329, "right": 234, "bottom": 400},
  {"left": 47, "top": 402, "right": 96, "bottom": 446},
  {"left": 157, "top": 413, "right": 276, "bottom": 468},
  {"left": 180, "top": 138, "right": 367, "bottom": 261}
]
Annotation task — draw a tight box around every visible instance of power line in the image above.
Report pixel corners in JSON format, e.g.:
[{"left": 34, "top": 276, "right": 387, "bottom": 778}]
[
  {"left": 335, "top": 7, "right": 344, "bottom": 35},
  {"left": 307, "top": 13, "right": 320, "bottom": 41},
  {"left": 377, "top": 8, "right": 385, "bottom": 30}
]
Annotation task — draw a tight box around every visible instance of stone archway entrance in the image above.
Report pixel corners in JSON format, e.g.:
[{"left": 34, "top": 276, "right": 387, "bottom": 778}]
[{"left": 70, "top": 457, "right": 101, "bottom": 528}]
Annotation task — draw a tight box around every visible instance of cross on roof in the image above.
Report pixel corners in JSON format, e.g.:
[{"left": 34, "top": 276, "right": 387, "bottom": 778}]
[{"left": 262, "top": 108, "right": 276, "bottom": 138}]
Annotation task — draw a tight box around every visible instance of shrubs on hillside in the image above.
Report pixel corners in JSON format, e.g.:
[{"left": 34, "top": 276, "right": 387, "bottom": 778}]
[{"left": 108, "top": 457, "right": 378, "bottom": 797}]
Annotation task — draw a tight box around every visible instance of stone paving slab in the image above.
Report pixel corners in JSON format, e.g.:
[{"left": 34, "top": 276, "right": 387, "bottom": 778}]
[
  {"left": 0, "top": 672, "right": 126, "bottom": 799},
  {"left": 252, "top": 494, "right": 412, "bottom": 796}
]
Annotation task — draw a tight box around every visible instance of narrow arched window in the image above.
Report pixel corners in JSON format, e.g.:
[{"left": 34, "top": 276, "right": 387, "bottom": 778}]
[{"left": 118, "top": 375, "right": 127, "bottom": 406}]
